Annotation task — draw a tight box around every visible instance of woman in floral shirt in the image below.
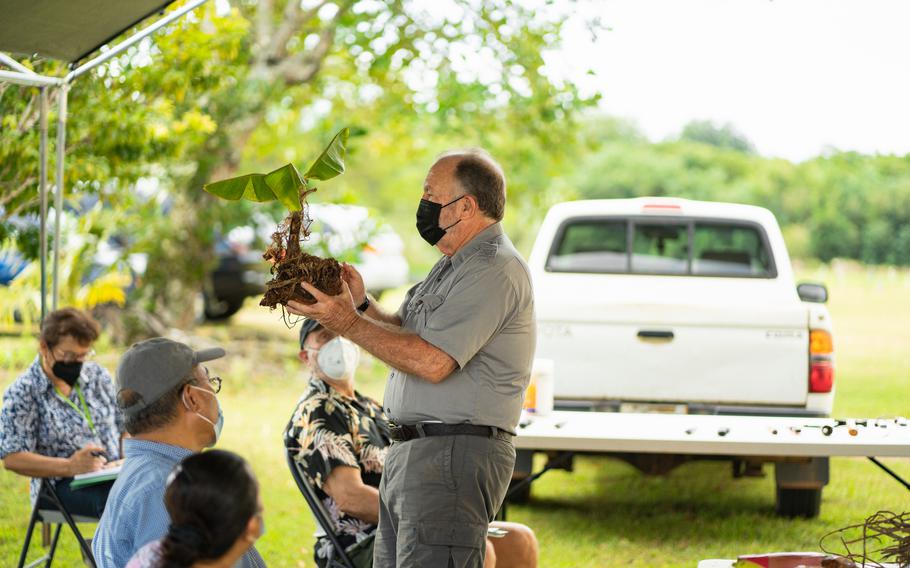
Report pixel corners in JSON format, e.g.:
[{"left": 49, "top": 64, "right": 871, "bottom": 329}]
[{"left": 0, "top": 308, "right": 125, "bottom": 517}]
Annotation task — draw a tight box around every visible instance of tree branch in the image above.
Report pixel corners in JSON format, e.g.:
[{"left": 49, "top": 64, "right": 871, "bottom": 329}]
[
  {"left": 0, "top": 176, "right": 37, "bottom": 209},
  {"left": 252, "top": 0, "right": 274, "bottom": 71},
  {"left": 16, "top": 88, "right": 62, "bottom": 133},
  {"left": 15, "top": 92, "right": 37, "bottom": 133},
  {"left": 275, "top": 0, "right": 353, "bottom": 85},
  {"left": 267, "top": 0, "right": 330, "bottom": 64}
]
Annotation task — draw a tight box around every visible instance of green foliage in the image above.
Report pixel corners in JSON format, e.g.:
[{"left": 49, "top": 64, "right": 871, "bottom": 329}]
[
  {"left": 569, "top": 121, "right": 910, "bottom": 266},
  {"left": 7, "top": 0, "right": 910, "bottom": 334},
  {"left": 0, "top": 203, "right": 134, "bottom": 328},
  {"left": 680, "top": 119, "right": 756, "bottom": 154},
  {"left": 3, "top": 1, "right": 598, "bottom": 323}
]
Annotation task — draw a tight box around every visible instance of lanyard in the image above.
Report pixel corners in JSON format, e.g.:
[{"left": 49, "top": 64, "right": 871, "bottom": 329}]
[{"left": 55, "top": 383, "right": 96, "bottom": 434}]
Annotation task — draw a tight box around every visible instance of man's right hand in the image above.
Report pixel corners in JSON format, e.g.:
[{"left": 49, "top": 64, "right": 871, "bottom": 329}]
[
  {"left": 68, "top": 445, "right": 106, "bottom": 476},
  {"left": 342, "top": 263, "right": 367, "bottom": 307}
]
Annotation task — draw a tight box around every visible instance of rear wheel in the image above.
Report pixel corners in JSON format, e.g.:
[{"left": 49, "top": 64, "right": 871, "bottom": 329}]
[
  {"left": 203, "top": 292, "right": 245, "bottom": 320},
  {"left": 775, "top": 487, "right": 822, "bottom": 518},
  {"left": 774, "top": 457, "right": 827, "bottom": 518},
  {"left": 505, "top": 476, "right": 532, "bottom": 504}
]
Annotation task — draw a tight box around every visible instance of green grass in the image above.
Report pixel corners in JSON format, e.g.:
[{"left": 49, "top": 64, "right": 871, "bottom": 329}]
[{"left": 2, "top": 262, "right": 909, "bottom": 566}]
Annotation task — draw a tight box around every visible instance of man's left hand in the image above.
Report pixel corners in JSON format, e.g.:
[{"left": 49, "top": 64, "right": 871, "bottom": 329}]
[{"left": 287, "top": 280, "right": 360, "bottom": 335}]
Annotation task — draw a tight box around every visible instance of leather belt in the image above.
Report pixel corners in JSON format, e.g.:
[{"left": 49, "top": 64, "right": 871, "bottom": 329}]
[{"left": 388, "top": 422, "right": 514, "bottom": 443}]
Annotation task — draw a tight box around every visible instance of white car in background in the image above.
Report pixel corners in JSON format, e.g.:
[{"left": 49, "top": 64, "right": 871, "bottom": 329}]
[
  {"left": 234, "top": 203, "right": 410, "bottom": 299},
  {"left": 305, "top": 203, "right": 411, "bottom": 296}
]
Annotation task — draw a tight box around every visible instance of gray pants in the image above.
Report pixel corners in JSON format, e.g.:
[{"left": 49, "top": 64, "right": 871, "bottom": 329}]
[{"left": 373, "top": 434, "right": 515, "bottom": 568}]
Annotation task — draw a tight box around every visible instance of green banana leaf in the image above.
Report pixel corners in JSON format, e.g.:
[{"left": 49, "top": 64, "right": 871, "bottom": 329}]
[
  {"left": 203, "top": 127, "right": 349, "bottom": 211},
  {"left": 304, "top": 127, "right": 349, "bottom": 181},
  {"left": 203, "top": 163, "right": 305, "bottom": 211}
]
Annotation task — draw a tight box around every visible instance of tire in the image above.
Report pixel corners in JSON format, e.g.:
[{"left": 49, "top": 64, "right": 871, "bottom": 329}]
[
  {"left": 775, "top": 487, "right": 822, "bottom": 518},
  {"left": 203, "top": 293, "right": 244, "bottom": 321},
  {"left": 506, "top": 477, "right": 532, "bottom": 504}
]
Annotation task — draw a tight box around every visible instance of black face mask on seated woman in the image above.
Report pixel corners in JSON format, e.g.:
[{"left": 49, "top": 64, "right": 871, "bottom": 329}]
[{"left": 51, "top": 359, "right": 83, "bottom": 387}]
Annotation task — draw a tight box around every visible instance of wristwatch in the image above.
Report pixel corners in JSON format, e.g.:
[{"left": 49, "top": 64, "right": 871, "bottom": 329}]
[{"left": 356, "top": 296, "right": 371, "bottom": 313}]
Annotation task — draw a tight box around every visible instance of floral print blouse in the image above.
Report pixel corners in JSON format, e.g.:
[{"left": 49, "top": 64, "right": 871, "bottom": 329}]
[{"left": 0, "top": 357, "right": 124, "bottom": 502}]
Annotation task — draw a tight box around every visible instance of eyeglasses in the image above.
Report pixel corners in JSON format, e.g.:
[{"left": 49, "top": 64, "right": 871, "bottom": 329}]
[
  {"left": 207, "top": 375, "right": 222, "bottom": 394},
  {"left": 51, "top": 347, "right": 95, "bottom": 364}
]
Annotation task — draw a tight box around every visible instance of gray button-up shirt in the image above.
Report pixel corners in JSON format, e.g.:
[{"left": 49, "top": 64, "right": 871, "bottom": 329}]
[{"left": 384, "top": 223, "right": 536, "bottom": 434}]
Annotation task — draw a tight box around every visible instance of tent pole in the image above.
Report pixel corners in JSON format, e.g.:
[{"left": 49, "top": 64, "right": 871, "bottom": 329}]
[
  {"left": 0, "top": 70, "right": 60, "bottom": 87},
  {"left": 66, "top": 0, "right": 209, "bottom": 82},
  {"left": 39, "top": 87, "right": 49, "bottom": 323},
  {"left": 52, "top": 83, "right": 68, "bottom": 311},
  {"left": 0, "top": 52, "right": 36, "bottom": 75}
]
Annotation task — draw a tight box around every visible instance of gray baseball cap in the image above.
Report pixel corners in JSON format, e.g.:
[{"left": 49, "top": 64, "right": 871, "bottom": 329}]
[
  {"left": 298, "top": 318, "right": 322, "bottom": 349},
  {"left": 117, "top": 337, "right": 225, "bottom": 417}
]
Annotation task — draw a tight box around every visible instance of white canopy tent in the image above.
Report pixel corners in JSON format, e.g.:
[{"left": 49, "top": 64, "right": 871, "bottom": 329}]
[{"left": 0, "top": 0, "right": 208, "bottom": 321}]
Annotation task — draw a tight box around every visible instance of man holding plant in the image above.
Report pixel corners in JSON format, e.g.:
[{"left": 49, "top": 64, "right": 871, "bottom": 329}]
[{"left": 287, "top": 149, "right": 536, "bottom": 568}]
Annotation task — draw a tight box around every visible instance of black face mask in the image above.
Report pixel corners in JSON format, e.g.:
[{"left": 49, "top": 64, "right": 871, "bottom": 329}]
[
  {"left": 52, "top": 360, "right": 83, "bottom": 387},
  {"left": 416, "top": 195, "right": 466, "bottom": 246}
]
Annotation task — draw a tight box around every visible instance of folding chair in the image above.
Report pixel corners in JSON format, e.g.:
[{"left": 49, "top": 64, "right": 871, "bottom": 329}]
[
  {"left": 284, "top": 421, "right": 373, "bottom": 568},
  {"left": 17, "top": 479, "right": 97, "bottom": 568}
]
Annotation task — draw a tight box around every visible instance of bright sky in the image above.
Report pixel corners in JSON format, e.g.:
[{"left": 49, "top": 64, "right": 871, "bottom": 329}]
[{"left": 553, "top": 0, "right": 910, "bottom": 161}]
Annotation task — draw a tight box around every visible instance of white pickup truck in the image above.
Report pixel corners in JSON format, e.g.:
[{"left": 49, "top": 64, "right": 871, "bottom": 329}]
[{"left": 517, "top": 197, "right": 836, "bottom": 517}]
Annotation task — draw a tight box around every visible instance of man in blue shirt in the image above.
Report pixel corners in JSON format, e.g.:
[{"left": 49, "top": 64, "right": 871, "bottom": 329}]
[{"left": 92, "top": 338, "right": 266, "bottom": 568}]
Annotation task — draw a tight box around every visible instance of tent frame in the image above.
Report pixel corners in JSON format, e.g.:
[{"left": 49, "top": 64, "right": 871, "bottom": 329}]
[{"left": 0, "top": 0, "right": 207, "bottom": 321}]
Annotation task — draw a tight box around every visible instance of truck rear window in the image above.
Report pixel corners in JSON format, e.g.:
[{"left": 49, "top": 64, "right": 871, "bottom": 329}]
[
  {"left": 549, "top": 220, "right": 627, "bottom": 272},
  {"left": 547, "top": 217, "right": 775, "bottom": 277}
]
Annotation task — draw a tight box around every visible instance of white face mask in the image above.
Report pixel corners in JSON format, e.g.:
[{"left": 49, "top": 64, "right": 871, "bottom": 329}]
[{"left": 310, "top": 337, "right": 360, "bottom": 382}]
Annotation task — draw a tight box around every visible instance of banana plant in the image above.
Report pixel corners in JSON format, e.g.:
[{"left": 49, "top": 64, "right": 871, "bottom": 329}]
[{"left": 202, "top": 127, "right": 351, "bottom": 311}]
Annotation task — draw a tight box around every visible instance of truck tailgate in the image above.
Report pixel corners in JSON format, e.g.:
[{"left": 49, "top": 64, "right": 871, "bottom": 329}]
[{"left": 535, "top": 275, "right": 809, "bottom": 406}]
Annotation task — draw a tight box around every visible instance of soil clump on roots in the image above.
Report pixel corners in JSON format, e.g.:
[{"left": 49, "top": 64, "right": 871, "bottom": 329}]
[{"left": 260, "top": 195, "right": 342, "bottom": 308}]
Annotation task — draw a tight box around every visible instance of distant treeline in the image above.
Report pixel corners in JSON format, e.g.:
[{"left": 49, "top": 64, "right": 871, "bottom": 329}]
[{"left": 570, "top": 118, "right": 910, "bottom": 265}]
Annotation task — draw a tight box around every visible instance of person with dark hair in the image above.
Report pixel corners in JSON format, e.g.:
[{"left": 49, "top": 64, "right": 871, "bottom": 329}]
[
  {"left": 0, "top": 307, "right": 124, "bottom": 518},
  {"left": 287, "top": 149, "right": 536, "bottom": 568},
  {"left": 92, "top": 338, "right": 266, "bottom": 568},
  {"left": 289, "top": 319, "right": 538, "bottom": 568},
  {"left": 125, "top": 450, "right": 264, "bottom": 568}
]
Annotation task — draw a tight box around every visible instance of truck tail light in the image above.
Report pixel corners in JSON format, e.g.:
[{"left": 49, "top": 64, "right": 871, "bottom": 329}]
[
  {"left": 809, "top": 330, "right": 834, "bottom": 393},
  {"left": 810, "top": 329, "right": 833, "bottom": 355},
  {"left": 810, "top": 361, "right": 834, "bottom": 393}
]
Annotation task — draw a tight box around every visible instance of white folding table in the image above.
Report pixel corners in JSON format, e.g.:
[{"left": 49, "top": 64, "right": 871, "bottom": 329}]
[{"left": 502, "top": 411, "right": 910, "bottom": 518}]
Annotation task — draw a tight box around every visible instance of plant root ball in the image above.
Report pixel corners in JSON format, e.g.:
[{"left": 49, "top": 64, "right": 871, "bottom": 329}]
[{"left": 260, "top": 253, "right": 343, "bottom": 308}]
